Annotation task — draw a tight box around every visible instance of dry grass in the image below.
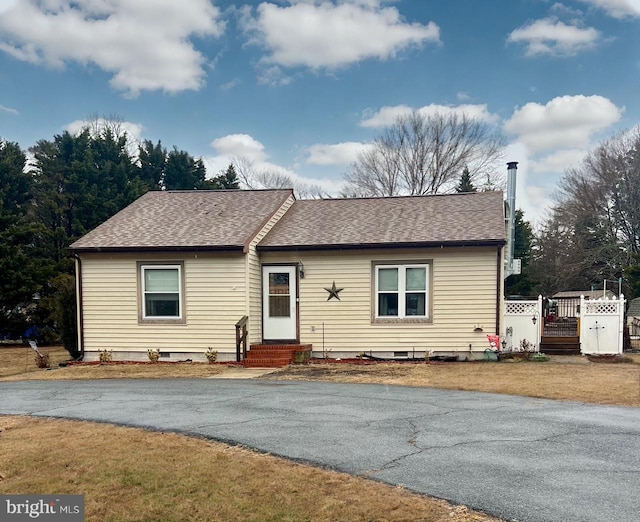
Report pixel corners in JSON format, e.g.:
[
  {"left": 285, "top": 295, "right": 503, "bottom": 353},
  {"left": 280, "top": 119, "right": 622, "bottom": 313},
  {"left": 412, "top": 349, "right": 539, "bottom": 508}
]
[
  {"left": 0, "top": 415, "right": 499, "bottom": 522},
  {"left": 266, "top": 357, "right": 640, "bottom": 407},
  {"left": 0, "top": 345, "right": 72, "bottom": 378},
  {"left": 0, "top": 345, "right": 227, "bottom": 381},
  {"left": 3, "top": 345, "right": 640, "bottom": 407}
]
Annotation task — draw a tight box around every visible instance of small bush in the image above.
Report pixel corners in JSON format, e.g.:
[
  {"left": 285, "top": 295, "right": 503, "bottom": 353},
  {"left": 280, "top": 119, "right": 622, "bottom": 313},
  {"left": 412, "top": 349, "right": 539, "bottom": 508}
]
[
  {"left": 204, "top": 347, "right": 218, "bottom": 363},
  {"left": 532, "top": 353, "right": 549, "bottom": 362},
  {"left": 98, "top": 349, "right": 113, "bottom": 364},
  {"left": 147, "top": 349, "right": 160, "bottom": 363},
  {"left": 34, "top": 352, "right": 50, "bottom": 369}
]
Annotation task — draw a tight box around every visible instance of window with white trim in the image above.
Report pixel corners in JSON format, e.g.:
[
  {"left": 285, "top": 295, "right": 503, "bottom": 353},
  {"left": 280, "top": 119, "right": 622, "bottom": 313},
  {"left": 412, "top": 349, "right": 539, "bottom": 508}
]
[
  {"left": 141, "top": 264, "right": 182, "bottom": 319},
  {"left": 375, "top": 264, "right": 429, "bottom": 319}
]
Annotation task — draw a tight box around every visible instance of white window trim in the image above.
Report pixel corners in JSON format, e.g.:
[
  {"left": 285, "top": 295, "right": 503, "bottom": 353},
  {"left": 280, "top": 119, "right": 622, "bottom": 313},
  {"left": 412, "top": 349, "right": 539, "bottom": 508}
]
[
  {"left": 141, "top": 264, "right": 183, "bottom": 320},
  {"left": 375, "top": 264, "right": 429, "bottom": 319}
]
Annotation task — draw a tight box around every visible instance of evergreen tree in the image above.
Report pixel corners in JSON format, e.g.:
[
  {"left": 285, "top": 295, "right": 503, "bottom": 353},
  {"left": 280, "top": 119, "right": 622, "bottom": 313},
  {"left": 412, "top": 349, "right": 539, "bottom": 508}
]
[
  {"left": 30, "top": 129, "right": 140, "bottom": 268},
  {"left": 455, "top": 166, "right": 477, "bottom": 193},
  {"left": 0, "top": 140, "right": 49, "bottom": 337},
  {"left": 29, "top": 129, "right": 143, "bottom": 352},
  {"left": 505, "top": 210, "right": 537, "bottom": 296},
  {"left": 138, "top": 139, "right": 166, "bottom": 190},
  {"left": 209, "top": 164, "right": 240, "bottom": 190}
]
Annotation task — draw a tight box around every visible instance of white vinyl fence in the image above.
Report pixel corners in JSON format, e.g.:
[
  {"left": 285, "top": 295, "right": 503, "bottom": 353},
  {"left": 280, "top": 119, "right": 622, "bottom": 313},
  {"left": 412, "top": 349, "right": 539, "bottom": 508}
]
[
  {"left": 579, "top": 294, "right": 625, "bottom": 355},
  {"left": 504, "top": 296, "right": 543, "bottom": 352}
]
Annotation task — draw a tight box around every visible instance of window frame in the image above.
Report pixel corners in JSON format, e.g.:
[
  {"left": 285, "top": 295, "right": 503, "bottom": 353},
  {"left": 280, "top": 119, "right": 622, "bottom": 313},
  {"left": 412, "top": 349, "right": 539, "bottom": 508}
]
[
  {"left": 137, "top": 261, "right": 186, "bottom": 325},
  {"left": 372, "top": 261, "right": 432, "bottom": 323}
]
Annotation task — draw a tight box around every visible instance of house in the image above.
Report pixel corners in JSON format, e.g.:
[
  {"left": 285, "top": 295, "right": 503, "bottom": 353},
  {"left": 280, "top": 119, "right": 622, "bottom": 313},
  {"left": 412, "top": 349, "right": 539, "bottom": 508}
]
[{"left": 69, "top": 189, "right": 507, "bottom": 363}]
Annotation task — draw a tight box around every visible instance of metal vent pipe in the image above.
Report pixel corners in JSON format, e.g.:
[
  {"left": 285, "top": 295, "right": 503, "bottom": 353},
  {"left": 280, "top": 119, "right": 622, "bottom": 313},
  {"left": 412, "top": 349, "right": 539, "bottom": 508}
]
[{"left": 506, "top": 161, "right": 518, "bottom": 270}]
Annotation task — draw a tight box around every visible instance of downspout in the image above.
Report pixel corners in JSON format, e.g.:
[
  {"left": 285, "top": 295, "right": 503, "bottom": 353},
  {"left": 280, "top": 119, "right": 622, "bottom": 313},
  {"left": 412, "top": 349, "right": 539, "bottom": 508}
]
[{"left": 72, "top": 253, "right": 84, "bottom": 359}]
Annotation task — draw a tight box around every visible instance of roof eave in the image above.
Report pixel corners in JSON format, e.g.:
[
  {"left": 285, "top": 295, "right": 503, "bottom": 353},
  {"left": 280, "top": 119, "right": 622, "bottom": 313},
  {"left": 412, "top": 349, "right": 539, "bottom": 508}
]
[
  {"left": 69, "top": 245, "right": 246, "bottom": 255},
  {"left": 257, "top": 239, "right": 506, "bottom": 252}
]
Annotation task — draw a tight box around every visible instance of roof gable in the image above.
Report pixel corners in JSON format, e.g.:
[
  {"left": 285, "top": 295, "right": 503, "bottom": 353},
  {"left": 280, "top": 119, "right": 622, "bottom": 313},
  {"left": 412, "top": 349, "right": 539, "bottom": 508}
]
[
  {"left": 258, "top": 191, "right": 506, "bottom": 251},
  {"left": 70, "top": 189, "right": 294, "bottom": 253}
]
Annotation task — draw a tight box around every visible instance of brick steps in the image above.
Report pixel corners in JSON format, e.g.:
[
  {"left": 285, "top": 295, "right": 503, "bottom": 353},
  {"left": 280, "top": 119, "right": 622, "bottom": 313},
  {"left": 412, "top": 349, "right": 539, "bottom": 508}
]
[{"left": 244, "top": 343, "right": 312, "bottom": 368}]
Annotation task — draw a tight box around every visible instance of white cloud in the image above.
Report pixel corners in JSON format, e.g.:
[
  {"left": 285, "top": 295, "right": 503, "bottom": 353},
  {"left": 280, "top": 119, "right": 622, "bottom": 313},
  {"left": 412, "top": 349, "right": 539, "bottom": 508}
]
[
  {"left": 504, "top": 95, "right": 624, "bottom": 153},
  {"left": 0, "top": 103, "right": 19, "bottom": 115},
  {"left": 507, "top": 18, "right": 600, "bottom": 56},
  {"left": 360, "top": 103, "right": 499, "bottom": 128},
  {"left": 65, "top": 117, "right": 144, "bottom": 156},
  {"left": 576, "top": 0, "right": 640, "bottom": 18},
  {"left": 0, "top": 0, "right": 17, "bottom": 15},
  {"left": 530, "top": 148, "right": 588, "bottom": 174},
  {"left": 501, "top": 141, "right": 552, "bottom": 226},
  {"left": 0, "top": 0, "right": 225, "bottom": 96},
  {"left": 65, "top": 118, "right": 144, "bottom": 143},
  {"left": 205, "top": 132, "right": 345, "bottom": 195},
  {"left": 210, "top": 134, "right": 269, "bottom": 163},
  {"left": 306, "top": 141, "right": 372, "bottom": 165},
  {"left": 220, "top": 78, "right": 241, "bottom": 91},
  {"left": 241, "top": 0, "right": 440, "bottom": 70}
]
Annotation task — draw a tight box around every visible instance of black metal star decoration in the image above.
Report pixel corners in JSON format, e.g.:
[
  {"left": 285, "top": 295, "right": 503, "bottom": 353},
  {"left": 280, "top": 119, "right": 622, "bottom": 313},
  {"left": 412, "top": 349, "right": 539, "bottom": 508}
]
[{"left": 324, "top": 281, "right": 344, "bottom": 301}]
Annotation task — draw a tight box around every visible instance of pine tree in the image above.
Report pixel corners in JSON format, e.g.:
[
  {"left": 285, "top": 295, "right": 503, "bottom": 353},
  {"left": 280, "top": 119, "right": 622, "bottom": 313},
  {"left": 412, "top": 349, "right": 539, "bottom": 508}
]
[
  {"left": 209, "top": 164, "right": 240, "bottom": 189},
  {"left": 455, "top": 166, "right": 477, "bottom": 193}
]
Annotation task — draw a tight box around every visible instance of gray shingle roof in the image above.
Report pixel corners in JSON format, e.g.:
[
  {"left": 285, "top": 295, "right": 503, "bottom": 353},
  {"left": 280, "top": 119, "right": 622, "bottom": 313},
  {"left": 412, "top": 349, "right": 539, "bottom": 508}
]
[
  {"left": 627, "top": 297, "right": 640, "bottom": 317},
  {"left": 258, "top": 191, "right": 506, "bottom": 251},
  {"left": 553, "top": 290, "right": 617, "bottom": 299},
  {"left": 70, "top": 189, "right": 293, "bottom": 252}
]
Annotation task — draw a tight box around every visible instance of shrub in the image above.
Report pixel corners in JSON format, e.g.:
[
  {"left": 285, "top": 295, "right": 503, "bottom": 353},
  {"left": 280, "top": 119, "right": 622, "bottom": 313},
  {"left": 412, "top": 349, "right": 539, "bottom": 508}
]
[
  {"left": 147, "top": 349, "right": 160, "bottom": 363},
  {"left": 34, "top": 352, "right": 50, "bottom": 369},
  {"left": 204, "top": 347, "right": 218, "bottom": 364},
  {"left": 98, "top": 349, "right": 113, "bottom": 363}
]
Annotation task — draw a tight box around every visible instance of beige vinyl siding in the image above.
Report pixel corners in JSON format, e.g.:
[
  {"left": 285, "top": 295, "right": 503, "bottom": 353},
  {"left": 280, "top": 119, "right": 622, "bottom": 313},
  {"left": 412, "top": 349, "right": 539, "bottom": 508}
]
[
  {"left": 80, "top": 252, "right": 246, "bottom": 355},
  {"left": 247, "top": 194, "right": 296, "bottom": 343},
  {"left": 261, "top": 247, "right": 500, "bottom": 355}
]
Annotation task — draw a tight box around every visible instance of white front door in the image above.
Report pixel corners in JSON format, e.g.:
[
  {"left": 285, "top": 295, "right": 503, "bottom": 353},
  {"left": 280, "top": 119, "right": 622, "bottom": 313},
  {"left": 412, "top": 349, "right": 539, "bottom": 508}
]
[{"left": 262, "top": 265, "right": 297, "bottom": 341}]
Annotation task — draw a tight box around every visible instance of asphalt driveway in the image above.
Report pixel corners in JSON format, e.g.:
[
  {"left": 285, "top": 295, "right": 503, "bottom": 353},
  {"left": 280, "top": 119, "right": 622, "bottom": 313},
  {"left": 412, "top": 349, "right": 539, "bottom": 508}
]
[{"left": 1, "top": 379, "right": 639, "bottom": 522}]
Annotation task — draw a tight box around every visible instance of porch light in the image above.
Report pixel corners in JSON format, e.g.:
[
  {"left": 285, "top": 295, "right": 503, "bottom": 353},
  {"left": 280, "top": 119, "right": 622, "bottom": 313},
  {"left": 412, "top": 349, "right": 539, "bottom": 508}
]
[
  {"left": 298, "top": 261, "right": 305, "bottom": 279},
  {"left": 531, "top": 315, "right": 537, "bottom": 325}
]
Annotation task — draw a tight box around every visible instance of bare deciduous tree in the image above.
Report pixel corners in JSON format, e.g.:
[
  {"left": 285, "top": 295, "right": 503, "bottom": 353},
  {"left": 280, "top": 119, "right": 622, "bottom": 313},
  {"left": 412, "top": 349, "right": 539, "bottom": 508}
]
[
  {"left": 344, "top": 111, "right": 505, "bottom": 196},
  {"left": 530, "top": 126, "right": 640, "bottom": 295},
  {"left": 232, "top": 156, "right": 327, "bottom": 199}
]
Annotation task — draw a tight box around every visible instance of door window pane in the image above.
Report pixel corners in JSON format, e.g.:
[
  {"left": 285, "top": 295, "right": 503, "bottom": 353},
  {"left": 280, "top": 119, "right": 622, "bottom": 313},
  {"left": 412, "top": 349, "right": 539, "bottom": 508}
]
[
  {"left": 269, "top": 273, "right": 290, "bottom": 294},
  {"left": 269, "top": 272, "right": 290, "bottom": 317},
  {"left": 269, "top": 296, "right": 290, "bottom": 317}
]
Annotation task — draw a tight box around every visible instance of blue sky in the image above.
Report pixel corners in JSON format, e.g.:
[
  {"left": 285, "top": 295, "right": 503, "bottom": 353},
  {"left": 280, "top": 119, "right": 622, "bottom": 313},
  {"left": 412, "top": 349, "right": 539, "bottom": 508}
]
[{"left": 0, "top": 0, "right": 638, "bottom": 224}]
